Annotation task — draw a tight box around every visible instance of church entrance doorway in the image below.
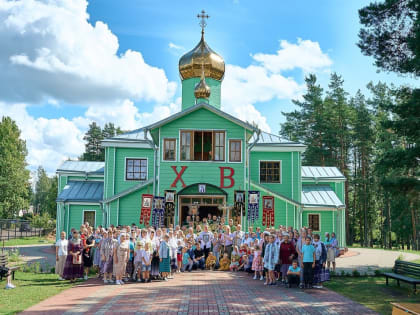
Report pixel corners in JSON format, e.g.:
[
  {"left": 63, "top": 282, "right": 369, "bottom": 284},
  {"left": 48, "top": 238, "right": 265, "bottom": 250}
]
[
  {"left": 176, "top": 183, "right": 228, "bottom": 226},
  {"left": 178, "top": 196, "right": 225, "bottom": 226}
]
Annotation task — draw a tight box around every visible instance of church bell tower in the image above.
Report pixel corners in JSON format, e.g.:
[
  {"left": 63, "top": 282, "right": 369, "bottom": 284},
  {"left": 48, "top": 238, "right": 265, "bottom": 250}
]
[{"left": 178, "top": 11, "right": 225, "bottom": 110}]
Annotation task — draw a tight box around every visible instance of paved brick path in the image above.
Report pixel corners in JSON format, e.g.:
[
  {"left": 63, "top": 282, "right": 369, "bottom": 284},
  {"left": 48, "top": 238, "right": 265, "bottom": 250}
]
[{"left": 21, "top": 271, "right": 377, "bottom": 315}]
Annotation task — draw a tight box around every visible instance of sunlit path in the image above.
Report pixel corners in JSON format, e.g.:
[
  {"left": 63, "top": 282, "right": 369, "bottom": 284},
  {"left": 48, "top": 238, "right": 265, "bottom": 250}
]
[{"left": 21, "top": 271, "right": 377, "bottom": 315}]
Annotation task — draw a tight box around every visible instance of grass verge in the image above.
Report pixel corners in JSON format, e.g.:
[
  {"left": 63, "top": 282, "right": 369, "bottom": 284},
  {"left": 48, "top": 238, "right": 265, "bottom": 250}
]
[
  {"left": 0, "top": 271, "right": 75, "bottom": 315},
  {"left": 1, "top": 236, "right": 54, "bottom": 247},
  {"left": 324, "top": 276, "right": 419, "bottom": 315}
]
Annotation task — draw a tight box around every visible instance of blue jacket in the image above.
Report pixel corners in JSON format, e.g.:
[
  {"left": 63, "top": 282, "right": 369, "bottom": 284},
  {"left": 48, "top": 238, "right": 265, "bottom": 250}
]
[{"left": 187, "top": 248, "right": 195, "bottom": 260}]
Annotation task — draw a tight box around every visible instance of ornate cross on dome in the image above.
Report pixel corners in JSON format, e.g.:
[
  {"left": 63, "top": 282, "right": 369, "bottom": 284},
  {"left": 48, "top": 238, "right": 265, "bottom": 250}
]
[{"left": 197, "top": 10, "right": 209, "bottom": 34}]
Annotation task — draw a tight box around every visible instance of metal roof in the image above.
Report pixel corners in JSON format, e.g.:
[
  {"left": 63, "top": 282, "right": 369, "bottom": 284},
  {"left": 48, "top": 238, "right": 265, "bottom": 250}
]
[
  {"left": 301, "top": 185, "right": 344, "bottom": 208},
  {"left": 144, "top": 102, "right": 256, "bottom": 132},
  {"left": 107, "top": 128, "right": 151, "bottom": 141},
  {"left": 56, "top": 181, "right": 103, "bottom": 203},
  {"left": 302, "top": 166, "right": 345, "bottom": 180},
  {"left": 250, "top": 131, "right": 304, "bottom": 145},
  {"left": 57, "top": 161, "right": 105, "bottom": 174}
]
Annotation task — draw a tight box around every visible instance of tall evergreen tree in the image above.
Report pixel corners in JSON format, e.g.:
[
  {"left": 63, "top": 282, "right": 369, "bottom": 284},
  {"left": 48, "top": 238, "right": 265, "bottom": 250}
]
[
  {"left": 80, "top": 122, "right": 123, "bottom": 161},
  {"left": 33, "top": 166, "right": 57, "bottom": 217},
  {"left": 102, "top": 123, "right": 123, "bottom": 139},
  {"left": 358, "top": 0, "right": 420, "bottom": 76},
  {"left": 280, "top": 74, "right": 332, "bottom": 165},
  {"left": 80, "top": 122, "right": 104, "bottom": 161},
  {"left": 0, "top": 116, "right": 30, "bottom": 218},
  {"left": 324, "top": 73, "right": 353, "bottom": 243},
  {"left": 351, "top": 91, "right": 375, "bottom": 246}
]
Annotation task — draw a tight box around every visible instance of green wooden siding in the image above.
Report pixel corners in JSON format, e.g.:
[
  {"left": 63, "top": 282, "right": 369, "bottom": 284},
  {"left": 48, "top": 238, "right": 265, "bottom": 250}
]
[
  {"left": 63, "top": 204, "right": 102, "bottom": 235},
  {"left": 182, "top": 77, "right": 221, "bottom": 110},
  {"left": 248, "top": 196, "right": 296, "bottom": 229},
  {"left": 250, "top": 151, "right": 300, "bottom": 201},
  {"left": 302, "top": 210, "right": 335, "bottom": 242},
  {"left": 158, "top": 107, "right": 247, "bottom": 224},
  {"left": 104, "top": 147, "right": 154, "bottom": 197}
]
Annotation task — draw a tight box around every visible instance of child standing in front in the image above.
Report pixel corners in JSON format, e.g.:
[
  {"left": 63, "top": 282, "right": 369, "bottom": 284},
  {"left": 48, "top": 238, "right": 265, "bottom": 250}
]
[
  {"left": 301, "top": 236, "right": 315, "bottom": 289},
  {"left": 252, "top": 245, "right": 263, "bottom": 280},
  {"left": 141, "top": 242, "right": 152, "bottom": 282},
  {"left": 133, "top": 242, "right": 143, "bottom": 282}
]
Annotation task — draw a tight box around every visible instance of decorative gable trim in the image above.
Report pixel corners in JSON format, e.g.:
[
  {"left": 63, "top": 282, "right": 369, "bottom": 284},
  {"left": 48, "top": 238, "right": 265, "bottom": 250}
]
[{"left": 144, "top": 102, "right": 256, "bottom": 132}]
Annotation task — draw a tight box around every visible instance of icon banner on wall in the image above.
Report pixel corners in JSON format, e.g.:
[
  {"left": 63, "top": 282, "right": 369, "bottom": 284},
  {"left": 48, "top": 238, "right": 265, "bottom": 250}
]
[
  {"left": 262, "top": 196, "right": 274, "bottom": 227},
  {"left": 152, "top": 196, "right": 165, "bottom": 228},
  {"left": 234, "top": 190, "right": 245, "bottom": 219},
  {"left": 164, "top": 190, "right": 176, "bottom": 226},
  {"left": 247, "top": 191, "right": 260, "bottom": 224},
  {"left": 140, "top": 194, "right": 153, "bottom": 225}
]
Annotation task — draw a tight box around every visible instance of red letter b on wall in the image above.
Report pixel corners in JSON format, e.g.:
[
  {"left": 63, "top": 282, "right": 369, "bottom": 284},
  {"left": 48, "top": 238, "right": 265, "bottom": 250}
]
[{"left": 219, "top": 167, "right": 235, "bottom": 188}]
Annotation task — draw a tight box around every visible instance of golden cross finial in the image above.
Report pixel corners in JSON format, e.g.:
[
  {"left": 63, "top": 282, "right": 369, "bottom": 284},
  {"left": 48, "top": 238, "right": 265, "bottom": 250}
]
[{"left": 197, "top": 10, "right": 209, "bottom": 34}]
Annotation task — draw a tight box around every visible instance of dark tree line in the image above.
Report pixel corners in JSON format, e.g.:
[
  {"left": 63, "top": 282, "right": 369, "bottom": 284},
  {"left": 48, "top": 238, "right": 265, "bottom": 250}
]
[
  {"left": 280, "top": 0, "right": 419, "bottom": 249},
  {"left": 80, "top": 122, "right": 123, "bottom": 161}
]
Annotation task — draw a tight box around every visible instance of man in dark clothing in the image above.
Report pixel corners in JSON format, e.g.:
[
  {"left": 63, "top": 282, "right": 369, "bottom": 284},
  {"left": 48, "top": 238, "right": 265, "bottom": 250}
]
[{"left": 193, "top": 242, "right": 205, "bottom": 270}]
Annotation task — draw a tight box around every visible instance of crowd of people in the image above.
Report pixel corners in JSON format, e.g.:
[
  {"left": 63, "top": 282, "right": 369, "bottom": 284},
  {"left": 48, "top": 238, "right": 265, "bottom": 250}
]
[{"left": 55, "top": 215, "right": 339, "bottom": 289}]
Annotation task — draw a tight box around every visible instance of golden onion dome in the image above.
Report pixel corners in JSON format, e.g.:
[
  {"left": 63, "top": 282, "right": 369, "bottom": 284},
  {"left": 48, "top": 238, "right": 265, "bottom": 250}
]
[
  {"left": 179, "top": 32, "right": 225, "bottom": 81},
  {"left": 194, "top": 67, "right": 211, "bottom": 99}
]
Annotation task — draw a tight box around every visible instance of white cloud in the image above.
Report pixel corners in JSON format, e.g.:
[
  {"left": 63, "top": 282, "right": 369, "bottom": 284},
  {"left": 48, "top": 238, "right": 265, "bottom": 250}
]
[
  {"left": 0, "top": 0, "right": 333, "bottom": 172},
  {"left": 85, "top": 98, "right": 181, "bottom": 131},
  {"left": 0, "top": 0, "right": 176, "bottom": 105},
  {"left": 169, "top": 42, "right": 184, "bottom": 51},
  {"left": 253, "top": 38, "right": 332, "bottom": 73},
  {"left": 221, "top": 39, "right": 332, "bottom": 132},
  {"left": 0, "top": 99, "right": 181, "bottom": 174},
  {"left": 0, "top": 102, "right": 86, "bottom": 174}
]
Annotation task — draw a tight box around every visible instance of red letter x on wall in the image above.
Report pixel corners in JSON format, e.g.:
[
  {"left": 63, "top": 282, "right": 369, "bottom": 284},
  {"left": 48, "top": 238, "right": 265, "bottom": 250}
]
[
  {"left": 170, "top": 166, "right": 187, "bottom": 188},
  {"left": 219, "top": 167, "right": 235, "bottom": 188}
]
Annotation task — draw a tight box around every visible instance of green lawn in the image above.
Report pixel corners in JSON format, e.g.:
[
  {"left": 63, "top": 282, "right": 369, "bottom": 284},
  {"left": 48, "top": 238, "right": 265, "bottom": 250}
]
[
  {"left": 0, "top": 272, "right": 75, "bottom": 315},
  {"left": 325, "top": 276, "right": 419, "bottom": 315},
  {"left": 1, "top": 236, "right": 54, "bottom": 247}
]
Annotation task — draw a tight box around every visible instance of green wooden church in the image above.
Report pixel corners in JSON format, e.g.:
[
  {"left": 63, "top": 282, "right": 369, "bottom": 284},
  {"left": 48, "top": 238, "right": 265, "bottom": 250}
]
[{"left": 55, "top": 19, "right": 346, "bottom": 247}]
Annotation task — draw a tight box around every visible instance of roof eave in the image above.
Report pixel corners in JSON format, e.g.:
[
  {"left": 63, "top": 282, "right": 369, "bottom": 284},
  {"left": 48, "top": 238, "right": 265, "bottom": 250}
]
[{"left": 144, "top": 103, "right": 257, "bottom": 132}]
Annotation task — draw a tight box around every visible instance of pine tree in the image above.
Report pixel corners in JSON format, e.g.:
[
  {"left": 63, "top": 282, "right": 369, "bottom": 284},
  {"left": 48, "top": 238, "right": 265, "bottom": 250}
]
[
  {"left": 102, "top": 123, "right": 123, "bottom": 139},
  {"left": 0, "top": 116, "right": 30, "bottom": 218},
  {"left": 324, "top": 73, "right": 353, "bottom": 244},
  {"left": 80, "top": 122, "right": 123, "bottom": 161},
  {"left": 351, "top": 91, "right": 375, "bottom": 246},
  {"left": 80, "top": 122, "right": 104, "bottom": 161},
  {"left": 280, "top": 74, "right": 331, "bottom": 165},
  {"left": 358, "top": 0, "right": 420, "bottom": 76},
  {"left": 33, "top": 166, "right": 57, "bottom": 217},
  {"left": 377, "top": 87, "right": 420, "bottom": 249}
]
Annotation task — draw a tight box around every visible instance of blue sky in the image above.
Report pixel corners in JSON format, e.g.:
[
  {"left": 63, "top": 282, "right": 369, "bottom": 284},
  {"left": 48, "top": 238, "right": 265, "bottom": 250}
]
[
  {"left": 0, "top": 0, "right": 415, "bottom": 173},
  {"left": 85, "top": 0, "right": 413, "bottom": 131}
]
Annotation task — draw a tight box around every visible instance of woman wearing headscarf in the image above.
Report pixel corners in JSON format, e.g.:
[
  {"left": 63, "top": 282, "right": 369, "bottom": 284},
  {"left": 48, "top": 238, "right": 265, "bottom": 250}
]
[
  {"left": 114, "top": 233, "right": 130, "bottom": 285},
  {"left": 159, "top": 234, "right": 171, "bottom": 281},
  {"left": 100, "top": 230, "right": 115, "bottom": 284},
  {"left": 149, "top": 230, "right": 160, "bottom": 279},
  {"left": 63, "top": 230, "right": 84, "bottom": 282}
]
